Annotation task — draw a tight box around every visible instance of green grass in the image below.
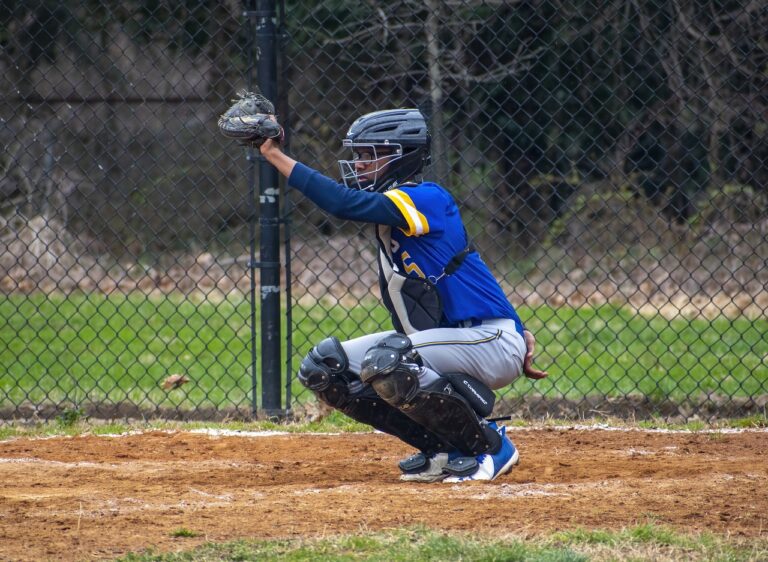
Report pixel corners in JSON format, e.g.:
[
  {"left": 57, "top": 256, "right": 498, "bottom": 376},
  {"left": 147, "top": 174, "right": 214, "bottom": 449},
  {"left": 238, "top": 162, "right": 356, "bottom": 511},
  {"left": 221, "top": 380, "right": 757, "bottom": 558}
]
[
  {"left": 0, "top": 412, "right": 765, "bottom": 441},
  {"left": 517, "top": 305, "right": 768, "bottom": 401},
  {"left": 0, "top": 292, "right": 253, "bottom": 410},
  {"left": 1, "top": 292, "right": 767, "bottom": 414},
  {"left": 116, "top": 527, "right": 587, "bottom": 561},
  {"left": 169, "top": 529, "right": 200, "bottom": 539},
  {"left": 0, "top": 412, "right": 762, "bottom": 442},
  {"left": 114, "top": 525, "right": 766, "bottom": 562}
]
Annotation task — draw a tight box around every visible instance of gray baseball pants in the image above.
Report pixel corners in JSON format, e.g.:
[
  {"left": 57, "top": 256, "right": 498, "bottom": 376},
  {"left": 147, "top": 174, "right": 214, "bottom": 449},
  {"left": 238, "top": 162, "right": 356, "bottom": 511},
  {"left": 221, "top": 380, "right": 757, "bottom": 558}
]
[{"left": 341, "top": 318, "right": 526, "bottom": 391}]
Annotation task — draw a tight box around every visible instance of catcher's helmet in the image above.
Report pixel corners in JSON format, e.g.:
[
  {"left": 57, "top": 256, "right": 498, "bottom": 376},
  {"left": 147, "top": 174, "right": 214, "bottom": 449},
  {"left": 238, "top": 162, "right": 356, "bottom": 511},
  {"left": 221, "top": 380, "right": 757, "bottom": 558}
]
[{"left": 339, "top": 109, "right": 431, "bottom": 192}]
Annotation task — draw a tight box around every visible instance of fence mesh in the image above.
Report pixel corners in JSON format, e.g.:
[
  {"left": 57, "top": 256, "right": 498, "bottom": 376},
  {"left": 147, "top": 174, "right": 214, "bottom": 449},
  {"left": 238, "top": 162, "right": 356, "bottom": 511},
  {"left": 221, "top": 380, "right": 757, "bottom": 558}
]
[{"left": 1, "top": 0, "right": 766, "bottom": 422}]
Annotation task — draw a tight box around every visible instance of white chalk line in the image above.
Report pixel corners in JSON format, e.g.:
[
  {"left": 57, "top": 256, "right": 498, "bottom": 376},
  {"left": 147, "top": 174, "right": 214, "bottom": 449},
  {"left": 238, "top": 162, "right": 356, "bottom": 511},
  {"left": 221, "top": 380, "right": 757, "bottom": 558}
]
[
  {"left": 1, "top": 424, "right": 766, "bottom": 446},
  {"left": 188, "top": 425, "right": 768, "bottom": 437}
]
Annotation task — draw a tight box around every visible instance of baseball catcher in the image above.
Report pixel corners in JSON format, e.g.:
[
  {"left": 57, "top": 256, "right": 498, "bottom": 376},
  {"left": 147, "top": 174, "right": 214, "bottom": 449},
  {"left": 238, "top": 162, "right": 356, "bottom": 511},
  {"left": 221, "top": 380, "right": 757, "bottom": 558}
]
[{"left": 219, "top": 100, "right": 548, "bottom": 482}]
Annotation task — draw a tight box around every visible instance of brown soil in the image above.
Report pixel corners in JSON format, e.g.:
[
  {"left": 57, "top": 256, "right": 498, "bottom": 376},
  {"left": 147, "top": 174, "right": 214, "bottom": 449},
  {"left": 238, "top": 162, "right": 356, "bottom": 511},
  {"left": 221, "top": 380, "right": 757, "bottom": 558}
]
[{"left": 1, "top": 428, "right": 767, "bottom": 561}]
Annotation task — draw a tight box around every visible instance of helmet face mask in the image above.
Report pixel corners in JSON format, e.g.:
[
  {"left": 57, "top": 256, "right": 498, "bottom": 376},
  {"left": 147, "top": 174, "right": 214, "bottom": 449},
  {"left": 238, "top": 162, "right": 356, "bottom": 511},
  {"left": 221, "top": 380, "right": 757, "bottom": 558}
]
[
  {"left": 339, "top": 142, "right": 404, "bottom": 191},
  {"left": 338, "top": 109, "right": 431, "bottom": 192}
]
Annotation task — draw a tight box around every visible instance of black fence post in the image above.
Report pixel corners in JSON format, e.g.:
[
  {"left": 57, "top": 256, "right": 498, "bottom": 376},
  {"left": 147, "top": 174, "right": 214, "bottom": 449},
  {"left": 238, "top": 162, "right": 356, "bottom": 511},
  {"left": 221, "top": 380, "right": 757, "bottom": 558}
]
[
  {"left": 245, "top": 0, "right": 282, "bottom": 417},
  {"left": 244, "top": 0, "right": 259, "bottom": 417},
  {"left": 256, "top": 0, "right": 282, "bottom": 417},
  {"left": 276, "top": 0, "right": 294, "bottom": 414}
]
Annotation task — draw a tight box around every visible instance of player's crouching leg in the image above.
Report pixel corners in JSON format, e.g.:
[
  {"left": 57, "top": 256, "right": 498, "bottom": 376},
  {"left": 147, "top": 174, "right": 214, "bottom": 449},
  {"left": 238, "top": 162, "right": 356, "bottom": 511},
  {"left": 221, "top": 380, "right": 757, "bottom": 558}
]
[
  {"left": 298, "top": 336, "right": 451, "bottom": 458},
  {"left": 360, "top": 333, "right": 520, "bottom": 482}
]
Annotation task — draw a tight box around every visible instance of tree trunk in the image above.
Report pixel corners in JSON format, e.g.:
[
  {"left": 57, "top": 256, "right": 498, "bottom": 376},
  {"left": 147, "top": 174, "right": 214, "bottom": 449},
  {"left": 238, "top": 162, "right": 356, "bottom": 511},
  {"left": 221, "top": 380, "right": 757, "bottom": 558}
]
[{"left": 425, "top": 0, "right": 448, "bottom": 185}]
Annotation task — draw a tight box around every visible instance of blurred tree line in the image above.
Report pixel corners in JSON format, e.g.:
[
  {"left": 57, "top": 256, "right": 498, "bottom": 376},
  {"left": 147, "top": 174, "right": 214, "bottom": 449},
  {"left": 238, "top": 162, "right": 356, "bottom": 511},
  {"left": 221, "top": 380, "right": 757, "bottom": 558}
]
[
  {"left": 1, "top": 0, "right": 245, "bottom": 256},
  {"left": 282, "top": 0, "right": 767, "bottom": 254},
  {"left": 1, "top": 0, "right": 766, "bottom": 259}
]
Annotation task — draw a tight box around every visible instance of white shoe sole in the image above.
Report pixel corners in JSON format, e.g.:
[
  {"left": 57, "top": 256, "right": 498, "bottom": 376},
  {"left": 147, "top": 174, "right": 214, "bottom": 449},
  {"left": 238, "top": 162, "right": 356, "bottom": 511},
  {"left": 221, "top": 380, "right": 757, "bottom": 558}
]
[
  {"left": 399, "top": 471, "right": 448, "bottom": 483},
  {"left": 399, "top": 452, "right": 451, "bottom": 483}
]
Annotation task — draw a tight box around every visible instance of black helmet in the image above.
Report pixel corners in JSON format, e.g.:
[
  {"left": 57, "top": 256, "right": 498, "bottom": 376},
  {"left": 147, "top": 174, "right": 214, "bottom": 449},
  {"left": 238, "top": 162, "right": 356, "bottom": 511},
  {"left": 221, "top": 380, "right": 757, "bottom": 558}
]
[{"left": 338, "top": 109, "right": 431, "bottom": 192}]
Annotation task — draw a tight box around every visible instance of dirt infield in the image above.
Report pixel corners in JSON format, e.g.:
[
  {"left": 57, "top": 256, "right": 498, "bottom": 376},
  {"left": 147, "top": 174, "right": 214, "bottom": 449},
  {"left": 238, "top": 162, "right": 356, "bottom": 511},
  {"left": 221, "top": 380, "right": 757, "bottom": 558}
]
[{"left": 1, "top": 427, "right": 766, "bottom": 561}]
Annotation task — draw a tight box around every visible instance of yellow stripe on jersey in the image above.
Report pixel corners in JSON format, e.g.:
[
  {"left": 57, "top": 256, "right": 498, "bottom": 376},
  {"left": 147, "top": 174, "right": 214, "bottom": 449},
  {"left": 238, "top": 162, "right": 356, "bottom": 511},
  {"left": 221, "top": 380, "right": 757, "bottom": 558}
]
[{"left": 383, "top": 189, "right": 430, "bottom": 236}]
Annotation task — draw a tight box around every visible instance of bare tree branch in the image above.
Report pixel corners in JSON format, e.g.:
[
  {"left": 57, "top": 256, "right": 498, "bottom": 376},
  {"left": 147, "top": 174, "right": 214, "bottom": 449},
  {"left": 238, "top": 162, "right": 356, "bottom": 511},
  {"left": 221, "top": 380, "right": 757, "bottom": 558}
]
[
  {"left": 367, "top": 0, "right": 390, "bottom": 45},
  {"left": 675, "top": 3, "right": 747, "bottom": 72},
  {"left": 425, "top": 0, "right": 449, "bottom": 183},
  {"left": 446, "top": 46, "right": 543, "bottom": 83},
  {"left": 322, "top": 22, "right": 423, "bottom": 46},
  {"left": 633, "top": 0, "right": 692, "bottom": 110},
  {"left": 715, "top": 0, "right": 765, "bottom": 25}
]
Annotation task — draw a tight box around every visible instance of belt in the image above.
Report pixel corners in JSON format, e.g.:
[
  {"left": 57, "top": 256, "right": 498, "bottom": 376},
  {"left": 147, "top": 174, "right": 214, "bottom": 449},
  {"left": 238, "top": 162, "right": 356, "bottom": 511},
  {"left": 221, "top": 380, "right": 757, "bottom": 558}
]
[{"left": 455, "top": 317, "right": 525, "bottom": 337}]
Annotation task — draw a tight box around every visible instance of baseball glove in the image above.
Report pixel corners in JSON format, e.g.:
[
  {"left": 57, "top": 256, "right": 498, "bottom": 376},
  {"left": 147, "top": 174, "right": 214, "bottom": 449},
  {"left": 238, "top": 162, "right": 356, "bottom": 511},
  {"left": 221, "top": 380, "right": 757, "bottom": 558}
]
[{"left": 217, "top": 90, "right": 283, "bottom": 146}]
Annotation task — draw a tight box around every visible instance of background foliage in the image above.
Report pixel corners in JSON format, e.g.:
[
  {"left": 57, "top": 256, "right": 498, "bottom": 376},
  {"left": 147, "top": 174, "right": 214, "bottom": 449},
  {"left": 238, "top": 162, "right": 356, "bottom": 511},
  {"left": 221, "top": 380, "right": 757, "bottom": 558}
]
[{"left": 1, "top": 0, "right": 766, "bottom": 420}]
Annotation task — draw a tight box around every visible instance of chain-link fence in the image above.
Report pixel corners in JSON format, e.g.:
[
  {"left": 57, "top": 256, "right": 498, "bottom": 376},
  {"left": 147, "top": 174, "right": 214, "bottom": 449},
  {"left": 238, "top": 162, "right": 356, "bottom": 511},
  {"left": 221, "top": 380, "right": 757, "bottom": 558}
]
[{"left": 1, "top": 0, "right": 766, "bottom": 422}]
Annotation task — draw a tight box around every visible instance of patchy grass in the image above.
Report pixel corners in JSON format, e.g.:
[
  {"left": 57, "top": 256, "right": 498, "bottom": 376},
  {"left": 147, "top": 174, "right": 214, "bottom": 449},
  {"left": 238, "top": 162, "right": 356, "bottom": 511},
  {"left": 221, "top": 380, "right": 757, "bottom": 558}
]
[
  {"left": 0, "top": 413, "right": 765, "bottom": 441},
  {"left": 117, "top": 527, "right": 587, "bottom": 561},
  {"left": 169, "top": 529, "right": 200, "bottom": 539},
  {"left": 114, "top": 525, "right": 767, "bottom": 562},
  {"left": 0, "top": 410, "right": 374, "bottom": 439}
]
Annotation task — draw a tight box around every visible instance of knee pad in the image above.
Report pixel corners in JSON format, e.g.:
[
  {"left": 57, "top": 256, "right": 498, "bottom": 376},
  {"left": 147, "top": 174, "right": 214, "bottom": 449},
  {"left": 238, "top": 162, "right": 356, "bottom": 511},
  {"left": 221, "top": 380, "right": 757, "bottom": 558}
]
[
  {"left": 298, "top": 336, "right": 448, "bottom": 454},
  {"left": 298, "top": 336, "right": 349, "bottom": 392},
  {"left": 360, "top": 333, "right": 422, "bottom": 408}
]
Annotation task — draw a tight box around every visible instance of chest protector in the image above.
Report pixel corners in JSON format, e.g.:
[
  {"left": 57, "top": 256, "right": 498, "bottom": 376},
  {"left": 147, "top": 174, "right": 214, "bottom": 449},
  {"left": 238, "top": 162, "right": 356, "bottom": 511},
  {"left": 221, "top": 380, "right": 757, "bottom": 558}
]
[
  {"left": 376, "top": 225, "right": 440, "bottom": 334},
  {"left": 376, "top": 225, "right": 473, "bottom": 334}
]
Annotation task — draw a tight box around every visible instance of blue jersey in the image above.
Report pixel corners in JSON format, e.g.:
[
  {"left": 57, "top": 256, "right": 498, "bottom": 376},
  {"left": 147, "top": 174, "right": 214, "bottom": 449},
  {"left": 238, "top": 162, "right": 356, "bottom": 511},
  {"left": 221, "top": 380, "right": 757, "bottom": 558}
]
[
  {"left": 287, "top": 164, "right": 523, "bottom": 333},
  {"left": 382, "top": 182, "right": 522, "bottom": 331}
]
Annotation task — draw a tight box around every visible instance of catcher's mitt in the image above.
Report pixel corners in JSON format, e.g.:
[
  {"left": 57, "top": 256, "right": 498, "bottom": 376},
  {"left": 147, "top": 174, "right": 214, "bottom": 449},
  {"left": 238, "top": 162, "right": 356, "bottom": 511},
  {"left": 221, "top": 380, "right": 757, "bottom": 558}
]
[{"left": 217, "top": 90, "right": 283, "bottom": 146}]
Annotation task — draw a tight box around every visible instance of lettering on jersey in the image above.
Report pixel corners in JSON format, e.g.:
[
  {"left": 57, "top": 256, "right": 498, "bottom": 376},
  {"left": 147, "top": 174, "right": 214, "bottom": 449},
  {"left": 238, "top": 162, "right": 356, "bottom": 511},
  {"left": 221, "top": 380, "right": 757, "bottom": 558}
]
[{"left": 401, "top": 251, "right": 425, "bottom": 278}]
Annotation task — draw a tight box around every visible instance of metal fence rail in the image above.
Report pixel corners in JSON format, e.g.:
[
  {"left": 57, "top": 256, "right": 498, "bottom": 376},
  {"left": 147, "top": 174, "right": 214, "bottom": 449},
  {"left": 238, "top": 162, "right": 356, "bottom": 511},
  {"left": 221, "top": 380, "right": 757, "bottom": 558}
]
[{"left": 1, "top": 0, "right": 766, "bottom": 422}]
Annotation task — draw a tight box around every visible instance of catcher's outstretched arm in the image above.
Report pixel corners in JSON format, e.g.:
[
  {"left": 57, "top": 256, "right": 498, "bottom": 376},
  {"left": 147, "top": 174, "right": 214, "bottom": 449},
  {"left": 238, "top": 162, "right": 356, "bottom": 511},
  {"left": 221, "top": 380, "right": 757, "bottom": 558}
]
[
  {"left": 288, "top": 164, "right": 406, "bottom": 226},
  {"left": 260, "top": 138, "right": 297, "bottom": 178},
  {"left": 261, "top": 140, "right": 407, "bottom": 228}
]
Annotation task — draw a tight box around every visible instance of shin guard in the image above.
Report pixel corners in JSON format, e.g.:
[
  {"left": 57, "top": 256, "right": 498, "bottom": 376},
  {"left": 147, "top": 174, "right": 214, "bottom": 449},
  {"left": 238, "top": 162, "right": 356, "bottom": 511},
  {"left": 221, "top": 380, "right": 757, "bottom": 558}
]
[
  {"left": 316, "top": 382, "right": 451, "bottom": 455},
  {"left": 400, "top": 378, "right": 501, "bottom": 457}
]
